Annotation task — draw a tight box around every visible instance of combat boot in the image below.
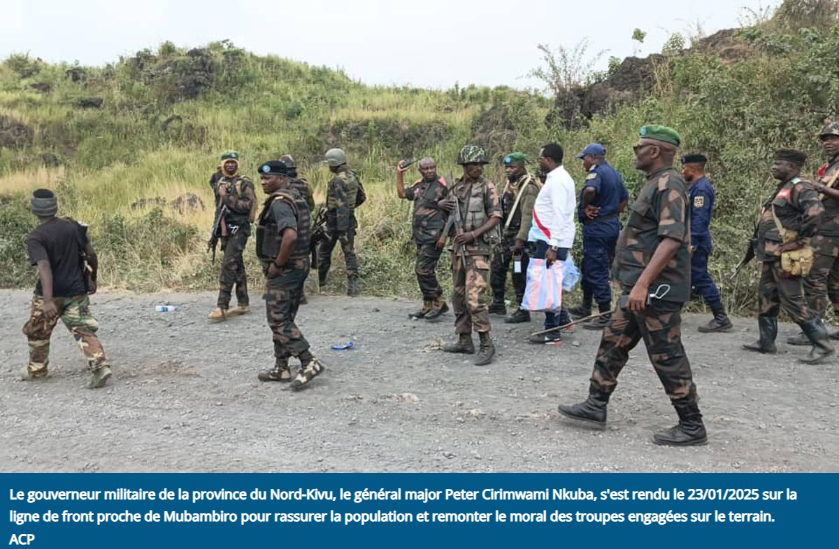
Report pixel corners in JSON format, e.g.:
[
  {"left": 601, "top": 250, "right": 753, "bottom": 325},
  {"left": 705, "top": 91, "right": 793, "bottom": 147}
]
[
  {"left": 409, "top": 299, "right": 433, "bottom": 320},
  {"left": 474, "top": 332, "right": 495, "bottom": 366},
  {"left": 258, "top": 360, "right": 292, "bottom": 382},
  {"left": 488, "top": 299, "right": 507, "bottom": 316},
  {"left": 88, "top": 365, "right": 112, "bottom": 389},
  {"left": 653, "top": 399, "right": 708, "bottom": 446},
  {"left": 290, "top": 356, "right": 326, "bottom": 391},
  {"left": 19, "top": 366, "right": 50, "bottom": 381},
  {"left": 786, "top": 331, "right": 810, "bottom": 346},
  {"left": 208, "top": 307, "right": 227, "bottom": 321},
  {"left": 557, "top": 389, "right": 610, "bottom": 430},
  {"left": 318, "top": 270, "right": 328, "bottom": 290},
  {"left": 698, "top": 305, "right": 733, "bottom": 333},
  {"left": 424, "top": 296, "right": 449, "bottom": 321},
  {"left": 227, "top": 305, "right": 251, "bottom": 317},
  {"left": 583, "top": 302, "right": 613, "bottom": 331},
  {"left": 743, "top": 315, "right": 778, "bottom": 354},
  {"left": 798, "top": 318, "right": 836, "bottom": 365},
  {"left": 568, "top": 303, "right": 592, "bottom": 319},
  {"left": 347, "top": 277, "right": 359, "bottom": 297},
  {"left": 442, "top": 334, "right": 475, "bottom": 354},
  {"left": 504, "top": 309, "right": 531, "bottom": 324}
]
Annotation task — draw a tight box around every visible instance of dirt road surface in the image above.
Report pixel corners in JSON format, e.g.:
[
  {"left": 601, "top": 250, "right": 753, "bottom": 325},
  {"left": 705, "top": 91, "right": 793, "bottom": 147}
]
[{"left": 1, "top": 290, "right": 837, "bottom": 473}]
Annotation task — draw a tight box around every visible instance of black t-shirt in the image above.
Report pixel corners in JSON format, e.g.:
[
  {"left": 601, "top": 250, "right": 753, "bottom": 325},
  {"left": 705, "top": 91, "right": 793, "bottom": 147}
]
[{"left": 27, "top": 217, "right": 89, "bottom": 298}]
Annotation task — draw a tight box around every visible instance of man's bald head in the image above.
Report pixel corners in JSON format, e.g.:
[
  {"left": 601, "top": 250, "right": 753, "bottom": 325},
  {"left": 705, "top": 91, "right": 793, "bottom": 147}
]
[{"left": 418, "top": 157, "right": 437, "bottom": 181}]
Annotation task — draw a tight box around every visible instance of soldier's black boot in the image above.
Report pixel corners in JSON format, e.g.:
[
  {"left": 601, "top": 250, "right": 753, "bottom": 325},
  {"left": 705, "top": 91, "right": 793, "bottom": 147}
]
[
  {"left": 568, "top": 303, "right": 592, "bottom": 319},
  {"left": 504, "top": 309, "right": 531, "bottom": 324},
  {"left": 583, "top": 302, "right": 613, "bottom": 331},
  {"left": 798, "top": 318, "right": 836, "bottom": 364},
  {"left": 653, "top": 398, "right": 708, "bottom": 446},
  {"left": 488, "top": 299, "right": 507, "bottom": 316},
  {"left": 318, "top": 270, "right": 328, "bottom": 290},
  {"left": 474, "top": 332, "right": 496, "bottom": 366},
  {"left": 557, "top": 389, "right": 610, "bottom": 430},
  {"left": 347, "top": 277, "right": 359, "bottom": 297},
  {"left": 409, "top": 299, "right": 433, "bottom": 320},
  {"left": 698, "top": 304, "right": 733, "bottom": 333},
  {"left": 743, "top": 315, "right": 778, "bottom": 354},
  {"left": 258, "top": 359, "right": 292, "bottom": 383},
  {"left": 442, "top": 334, "right": 475, "bottom": 354}
]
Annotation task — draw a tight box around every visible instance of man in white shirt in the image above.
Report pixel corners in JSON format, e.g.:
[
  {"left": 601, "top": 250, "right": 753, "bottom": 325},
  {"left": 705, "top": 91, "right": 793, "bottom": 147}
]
[{"left": 527, "top": 143, "right": 577, "bottom": 343}]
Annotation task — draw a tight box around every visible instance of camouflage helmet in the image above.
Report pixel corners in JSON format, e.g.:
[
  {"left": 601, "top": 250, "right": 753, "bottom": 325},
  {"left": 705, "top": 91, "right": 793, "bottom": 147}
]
[
  {"left": 457, "top": 144, "right": 489, "bottom": 165},
  {"left": 280, "top": 154, "right": 297, "bottom": 169},
  {"left": 324, "top": 148, "right": 347, "bottom": 167},
  {"left": 820, "top": 121, "right": 839, "bottom": 140}
]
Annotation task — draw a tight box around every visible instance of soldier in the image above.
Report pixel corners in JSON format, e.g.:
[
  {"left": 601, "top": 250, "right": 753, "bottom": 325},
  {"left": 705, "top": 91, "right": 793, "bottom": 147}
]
[
  {"left": 568, "top": 143, "right": 628, "bottom": 330},
  {"left": 489, "top": 152, "right": 542, "bottom": 324},
  {"left": 282, "top": 153, "right": 315, "bottom": 305},
  {"left": 558, "top": 126, "right": 707, "bottom": 446},
  {"left": 396, "top": 157, "right": 450, "bottom": 320},
  {"left": 209, "top": 166, "right": 223, "bottom": 191},
  {"left": 208, "top": 150, "right": 257, "bottom": 321},
  {"left": 21, "top": 189, "right": 112, "bottom": 389},
  {"left": 438, "top": 145, "right": 502, "bottom": 366},
  {"left": 318, "top": 148, "right": 363, "bottom": 297},
  {"left": 255, "top": 160, "right": 325, "bottom": 390},
  {"left": 788, "top": 122, "right": 839, "bottom": 344},
  {"left": 743, "top": 149, "right": 835, "bottom": 364},
  {"left": 682, "top": 154, "right": 733, "bottom": 332}
]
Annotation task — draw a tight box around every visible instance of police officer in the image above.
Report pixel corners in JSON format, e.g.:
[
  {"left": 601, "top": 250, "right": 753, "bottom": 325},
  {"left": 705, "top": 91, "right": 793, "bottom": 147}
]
[
  {"left": 396, "top": 157, "right": 450, "bottom": 320},
  {"left": 489, "top": 152, "right": 541, "bottom": 324},
  {"left": 558, "top": 126, "right": 706, "bottom": 447},
  {"left": 318, "top": 148, "right": 363, "bottom": 297},
  {"left": 788, "top": 121, "right": 839, "bottom": 344},
  {"left": 568, "top": 143, "right": 628, "bottom": 330},
  {"left": 682, "top": 154, "right": 732, "bottom": 332},
  {"left": 439, "top": 145, "right": 502, "bottom": 366},
  {"left": 255, "top": 160, "right": 325, "bottom": 390},
  {"left": 208, "top": 150, "right": 256, "bottom": 321},
  {"left": 743, "top": 149, "right": 835, "bottom": 364}
]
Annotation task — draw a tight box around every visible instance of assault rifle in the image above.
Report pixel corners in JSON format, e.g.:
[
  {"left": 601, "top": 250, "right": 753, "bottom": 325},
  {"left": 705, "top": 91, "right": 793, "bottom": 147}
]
[
  {"left": 208, "top": 201, "right": 229, "bottom": 264},
  {"left": 441, "top": 172, "right": 467, "bottom": 258},
  {"left": 309, "top": 205, "right": 329, "bottom": 267},
  {"left": 730, "top": 227, "right": 758, "bottom": 281}
]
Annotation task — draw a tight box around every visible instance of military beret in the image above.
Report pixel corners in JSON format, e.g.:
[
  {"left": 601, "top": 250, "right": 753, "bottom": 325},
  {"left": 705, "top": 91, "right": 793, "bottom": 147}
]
[
  {"left": 774, "top": 149, "right": 807, "bottom": 165},
  {"left": 503, "top": 152, "right": 527, "bottom": 165},
  {"left": 639, "top": 125, "right": 681, "bottom": 147},
  {"left": 258, "top": 160, "right": 291, "bottom": 176},
  {"left": 681, "top": 153, "right": 707, "bottom": 165},
  {"left": 221, "top": 150, "right": 239, "bottom": 161}
]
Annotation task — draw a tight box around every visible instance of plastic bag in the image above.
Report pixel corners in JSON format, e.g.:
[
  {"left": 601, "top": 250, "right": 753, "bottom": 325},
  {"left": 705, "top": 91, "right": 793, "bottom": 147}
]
[
  {"left": 522, "top": 258, "right": 564, "bottom": 313},
  {"left": 561, "top": 255, "right": 580, "bottom": 292}
]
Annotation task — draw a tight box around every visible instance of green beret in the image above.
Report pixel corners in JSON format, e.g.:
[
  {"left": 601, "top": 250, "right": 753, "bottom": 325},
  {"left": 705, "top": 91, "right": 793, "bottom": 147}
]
[
  {"left": 503, "top": 152, "right": 527, "bottom": 165},
  {"left": 639, "top": 125, "right": 681, "bottom": 147},
  {"left": 220, "top": 150, "right": 239, "bottom": 161}
]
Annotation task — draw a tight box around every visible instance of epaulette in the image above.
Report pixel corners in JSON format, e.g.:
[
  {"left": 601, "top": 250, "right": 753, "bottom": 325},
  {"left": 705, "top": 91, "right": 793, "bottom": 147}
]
[{"left": 658, "top": 173, "right": 670, "bottom": 192}]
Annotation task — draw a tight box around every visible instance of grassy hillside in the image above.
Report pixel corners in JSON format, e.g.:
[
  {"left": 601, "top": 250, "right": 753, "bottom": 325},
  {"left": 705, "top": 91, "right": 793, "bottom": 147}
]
[{"left": 1, "top": 2, "right": 838, "bottom": 314}]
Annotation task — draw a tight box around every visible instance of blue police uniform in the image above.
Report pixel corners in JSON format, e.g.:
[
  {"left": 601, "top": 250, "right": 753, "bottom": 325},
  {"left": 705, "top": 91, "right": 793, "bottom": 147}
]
[
  {"left": 578, "top": 161, "right": 629, "bottom": 308},
  {"left": 689, "top": 176, "right": 722, "bottom": 309}
]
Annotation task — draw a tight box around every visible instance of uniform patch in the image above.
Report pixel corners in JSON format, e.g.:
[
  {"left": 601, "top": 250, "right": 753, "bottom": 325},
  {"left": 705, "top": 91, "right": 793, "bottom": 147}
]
[
  {"left": 586, "top": 173, "right": 598, "bottom": 180},
  {"left": 777, "top": 188, "right": 792, "bottom": 200},
  {"left": 693, "top": 196, "right": 705, "bottom": 208}
]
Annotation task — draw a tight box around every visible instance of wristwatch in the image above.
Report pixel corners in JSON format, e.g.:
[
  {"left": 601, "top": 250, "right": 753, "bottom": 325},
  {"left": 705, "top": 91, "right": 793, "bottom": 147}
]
[{"left": 549, "top": 245, "right": 560, "bottom": 252}]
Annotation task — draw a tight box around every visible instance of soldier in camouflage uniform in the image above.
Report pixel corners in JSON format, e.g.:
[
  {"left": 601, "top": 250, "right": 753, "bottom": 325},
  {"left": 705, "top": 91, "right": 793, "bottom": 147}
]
[
  {"left": 558, "top": 126, "right": 707, "bottom": 446},
  {"left": 21, "top": 189, "right": 112, "bottom": 389},
  {"left": 743, "top": 149, "right": 835, "bottom": 364},
  {"left": 281, "top": 154, "right": 315, "bottom": 305},
  {"left": 397, "top": 157, "right": 450, "bottom": 320},
  {"left": 787, "top": 122, "right": 839, "bottom": 344},
  {"left": 318, "top": 148, "right": 362, "bottom": 297},
  {"left": 489, "top": 152, "right": 541, "bottom": 324},
  {"left": 438, "top": 145, "right": 502, "bottom": 366},
  {"left": 208, "top": 151, "right": 257, "bottom": 321},
  {"left": 255, "top": 160, "right": 325, "bottom": 390}
]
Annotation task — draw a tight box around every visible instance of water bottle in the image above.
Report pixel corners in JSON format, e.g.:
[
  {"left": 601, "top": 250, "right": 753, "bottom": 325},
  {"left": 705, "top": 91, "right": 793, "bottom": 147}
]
[{"left": 155, "top": 305, "right": 181, "bottom": 312}]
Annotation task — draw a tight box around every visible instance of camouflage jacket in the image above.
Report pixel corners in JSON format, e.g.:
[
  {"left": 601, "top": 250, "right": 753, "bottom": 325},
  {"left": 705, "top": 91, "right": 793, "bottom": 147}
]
[
  {"left": 613, "top": 167, "right": 691, "bottom": 303},
  {"left": 215, "top": 175, "right": 256, "bottom": 234},
  {"left": 757, "top": 177, "right": 823, "bottom": 262},
  {"left": 404, "top": 176, "right": 448, "bottom": 244},
  {"left": 811, "top": 158, "right": 839, "bottom": 257},
  {"left": 446, "top": 175, "right": 502, "bottom": 256},
  {"left": 289, "top": 177, "right": 316, "bottom": 213},
  {"left": 500, "top": 172, "right": 541, "bottom": 242},
  {"left": 325, "top": 168, "right": 360, "bottom": 232}
]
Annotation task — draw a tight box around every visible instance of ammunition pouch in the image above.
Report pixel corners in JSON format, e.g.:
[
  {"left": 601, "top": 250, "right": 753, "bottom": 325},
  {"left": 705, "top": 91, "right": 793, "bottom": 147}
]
[{"left": 781, "top": 245, "right": 814, "bottom": 277}]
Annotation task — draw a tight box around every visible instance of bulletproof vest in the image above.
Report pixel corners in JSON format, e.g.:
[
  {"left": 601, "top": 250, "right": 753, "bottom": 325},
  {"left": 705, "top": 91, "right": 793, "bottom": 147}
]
[
  {"left": 326, "top": 169, "right": 359, "bottom": 213},
  {"left": 501, "top": 174, "right": 534, "bottom": 231},
  {"left": 256, "top": 190, "right": 311, "bottom": 266},
  {"left": 289, "top": 177, "right": 315, "bottom": 212},
  {"left": 454, "top": 176, "right": 498, "bottom": 254},
  {"left": 220, "top": 175, "right": 253, "bottom": 227}
]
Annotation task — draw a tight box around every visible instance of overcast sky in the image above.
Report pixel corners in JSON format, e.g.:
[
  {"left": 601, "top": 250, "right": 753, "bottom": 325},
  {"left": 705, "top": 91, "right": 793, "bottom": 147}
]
[{"left": 1, "top": 0, "right": 779, "bottom": 89}]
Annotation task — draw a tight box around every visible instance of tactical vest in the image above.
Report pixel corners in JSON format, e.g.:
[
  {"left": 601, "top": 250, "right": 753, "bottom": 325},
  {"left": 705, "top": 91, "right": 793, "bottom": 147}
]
[
  {"left": 256, "top": 190, "right": 311, "bottom": 269},
  {"left": 220, "top": 175, "right": 254, "bottom": 227},
  {"left": 454, "top": 177, "right": 499, "bottom": 255},
  {"left": 327, "top": 169, "right": 360, "bottom": 213}
]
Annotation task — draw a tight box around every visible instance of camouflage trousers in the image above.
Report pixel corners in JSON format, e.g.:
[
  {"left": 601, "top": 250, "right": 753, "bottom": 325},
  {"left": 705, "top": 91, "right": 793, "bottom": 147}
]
[
  {"left": 264, "top": 265, "right": 310, "bottom": 362},
  {"left": 318, "top": 227, "right": 358, "bottom": 279},
  {"left": 590, "top": 297, "right": 697, "bottom": 402},
  {"left": 802, "top": 236, "right": 839, "bottom": 318},
  {"left": 452, "top": 254, "right": 491, "bottom": 334},
  {"left": 759, "top": 260, "right": 816, "bottom": 324},
  {"left": 415, "top": 242, "right": 444, "bottom": 300},
  {"left": 22, "top": 295, "right": 108, "bottom": 376},
  {"left": 218, "top": 231, "right": 249, "bottom": 309},
  {"left": 490, "top": 234, "right": 528, "bottom": 304}
]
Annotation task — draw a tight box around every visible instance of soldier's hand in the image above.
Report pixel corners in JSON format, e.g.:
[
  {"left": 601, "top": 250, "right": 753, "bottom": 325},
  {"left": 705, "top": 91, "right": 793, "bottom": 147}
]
[
  {"left": 779, "top": 241, "right": 803, "bottom": 253},
  {"left": 438, "top": 197, "right": 454, "bottom": 213},
  {"left": 218, "top": 184, "right": 228, "bottom": 197},
  {"left": 627, "top": 283, "right": 648, "bottom": 312},
  {"left": 42, "top": 298, "right": 58, "bottom": 321},
  {"left": 397, "top": 161, "right": 410, "bottom": 174},
  {"left": 584, "top": 205, "right": 600, "bottom": 220},
  {"left": 267, "top": 263, "right": 282, "bottom": 278},
  {"left": 436, "top": 236, "right": 447, "bottom": 250},
  {"left": 453, "top": 232, "right": 474, "bottom": 246}
]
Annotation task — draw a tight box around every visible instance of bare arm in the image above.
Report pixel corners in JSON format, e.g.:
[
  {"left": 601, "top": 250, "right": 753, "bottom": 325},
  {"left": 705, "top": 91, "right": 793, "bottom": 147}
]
[
  {"left": 396, "top": 162, "right": 409, "bottom": 199},
  {"left": 36, "top": 260, "right": 58, "bottom": 319}
]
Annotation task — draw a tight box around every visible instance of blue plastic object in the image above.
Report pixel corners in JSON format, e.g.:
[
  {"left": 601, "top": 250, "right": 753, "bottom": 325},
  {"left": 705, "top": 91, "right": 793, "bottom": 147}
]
[{"left": 330, "top": 341, "right": 354, "bottom": 350}]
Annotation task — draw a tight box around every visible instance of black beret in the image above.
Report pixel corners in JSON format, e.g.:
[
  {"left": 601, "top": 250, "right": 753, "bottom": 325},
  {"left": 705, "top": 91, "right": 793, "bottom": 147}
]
[
  {"left": 680, "top": 154, "right": 707, "bottom": 165},
  {"left": 258, "top": 160, "right": 291, "bottom": 176},
  {"left": 774, "top": 149, "right": 807, "bottom": 166}
]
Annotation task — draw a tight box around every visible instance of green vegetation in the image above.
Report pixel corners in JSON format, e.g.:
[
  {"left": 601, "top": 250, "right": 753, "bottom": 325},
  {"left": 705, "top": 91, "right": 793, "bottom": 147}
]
[{"left": 1, "top": 0, "right": 838, "bottom": 314}]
